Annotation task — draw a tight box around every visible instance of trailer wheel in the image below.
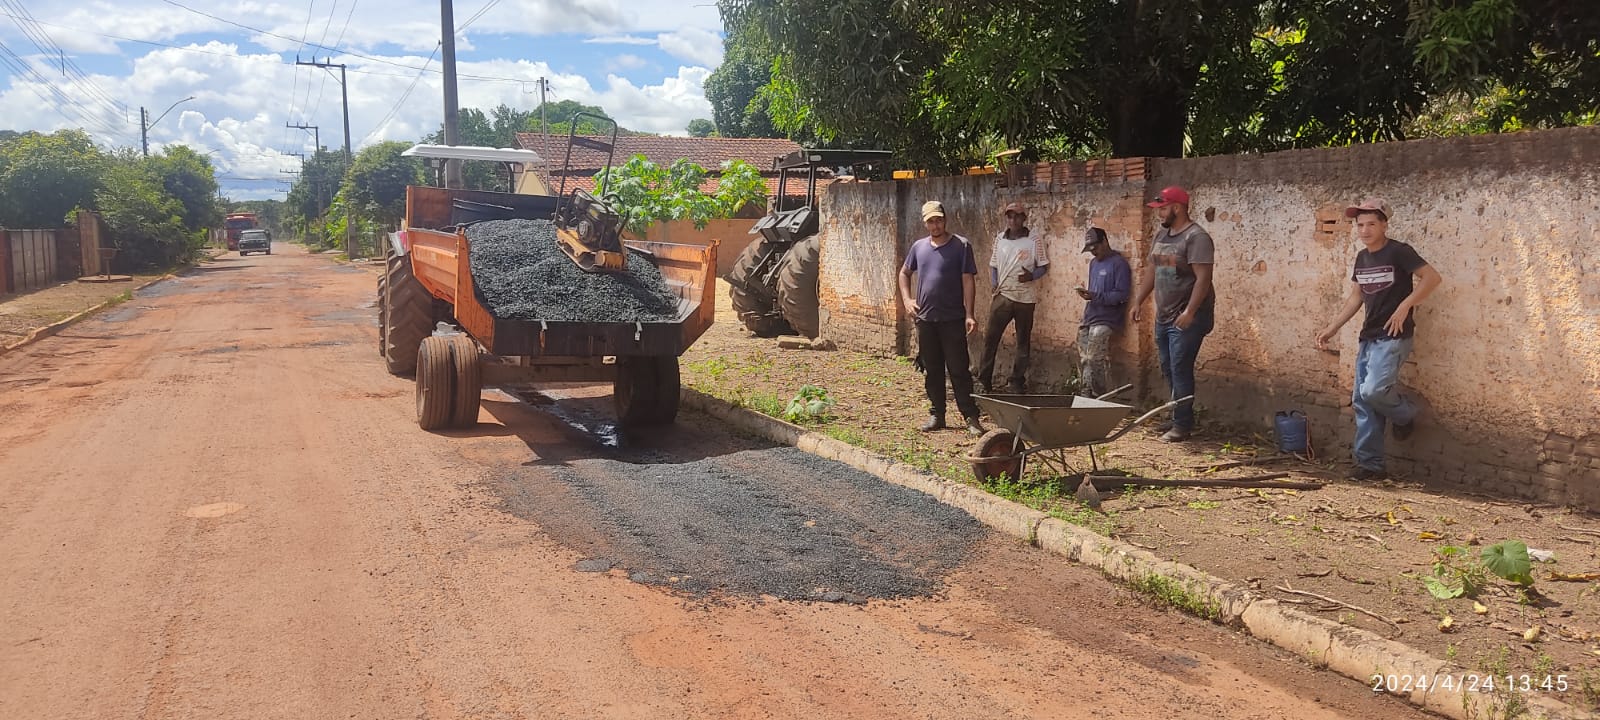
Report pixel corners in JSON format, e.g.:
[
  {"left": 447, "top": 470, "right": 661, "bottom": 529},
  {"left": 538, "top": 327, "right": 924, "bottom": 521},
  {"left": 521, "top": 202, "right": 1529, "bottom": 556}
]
[
  {"left": 650, "top": 356, "right": 680, "bottom": 425},
  {"left": 614, "top": 356, "right": 672, "bottom": 427},
  {"left": 449, "top": 335, "right": 482, "bottom": 428},
  {"left": 776, "top": 235, "right": 821, "bottom": 339},
  {"left": 727, "top": 239, "right": 793, "bottom": 338},
  {"left": 383, "top": 252, "right": 433, "bottom": 375},
  {"left": 969, "top": 429, "right": 1022, "bottom": 484},
  {"left": 416, "top": 336, "right": 455, "bottom": 431}
]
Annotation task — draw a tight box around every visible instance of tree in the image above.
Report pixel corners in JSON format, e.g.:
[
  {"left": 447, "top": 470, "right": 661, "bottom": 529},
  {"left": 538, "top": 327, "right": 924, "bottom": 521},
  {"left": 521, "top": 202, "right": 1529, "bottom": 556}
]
[
  {"left": 594, "top": 156, "right": 768, "bottom": 235},
  {"left": 723, "top": 0, "right": 1600, "bottom": 164},
  {"left": 285, "top": 148, "right": 351, "bottom": 247},
  {"left": 95, "top": 150, "right": 194, "bottom": 269},
  {"left": 704, "top": 30, "right": 779, "bottom": 138},
  {"left": 343, "top": 141, "right": 423, "bottom": 228},
  {"left": 0, "top": 129, "right": 105, "bottom": 227},
  {"left": 686, "top": 119, "right": 718, "bottom": 137},
  {"left": 149, "top": 145, "right": 221, "bottom": 233}
]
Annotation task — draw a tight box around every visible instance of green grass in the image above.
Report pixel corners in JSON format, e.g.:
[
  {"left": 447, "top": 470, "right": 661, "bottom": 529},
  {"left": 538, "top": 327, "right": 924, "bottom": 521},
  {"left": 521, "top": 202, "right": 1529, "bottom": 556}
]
[
  {"left": 1129, "top": 573, "right": 1220, "bottom": 620},
  {"left": 822, "top": 425, "right": 866, "bottom": 446},
  {"left": 1187, "top": 500, "right": 1221, "bottom": 510}
]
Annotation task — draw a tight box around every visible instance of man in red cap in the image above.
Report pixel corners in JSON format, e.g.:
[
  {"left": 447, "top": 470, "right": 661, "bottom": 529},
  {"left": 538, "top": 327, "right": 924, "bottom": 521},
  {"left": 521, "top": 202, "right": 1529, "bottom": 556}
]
[
  {"left": 1130, "top": 186, "right": 1214, "bottom": 442},
  {"left": 1316, "top": 198, "right": 1443, "bottom": 480},
  {"left": 976, "top": 201, "right": 1050, "bottom": 394}
]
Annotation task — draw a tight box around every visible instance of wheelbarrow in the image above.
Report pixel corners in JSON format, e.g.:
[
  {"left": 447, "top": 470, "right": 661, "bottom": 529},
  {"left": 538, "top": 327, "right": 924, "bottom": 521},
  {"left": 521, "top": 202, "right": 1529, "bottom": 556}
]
[{"left": 966, "top": 385, "right": 1193, "bottom": 484}]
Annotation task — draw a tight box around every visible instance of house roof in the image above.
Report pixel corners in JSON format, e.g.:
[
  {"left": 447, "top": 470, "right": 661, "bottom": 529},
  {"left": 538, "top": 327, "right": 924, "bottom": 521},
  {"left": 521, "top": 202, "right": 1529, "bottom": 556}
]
[
  {"left": 514, "top": 133, "right": 802, "bottom": 174},
  {"left": 545, "top": 172, "right": 790, "bottom": 197}
]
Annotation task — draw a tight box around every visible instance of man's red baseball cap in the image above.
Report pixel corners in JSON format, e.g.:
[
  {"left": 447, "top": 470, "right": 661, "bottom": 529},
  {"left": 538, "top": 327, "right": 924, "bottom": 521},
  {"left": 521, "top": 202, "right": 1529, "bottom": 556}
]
[{"left": 1147, "top": 186, "right": 1190, "bottom": 208}]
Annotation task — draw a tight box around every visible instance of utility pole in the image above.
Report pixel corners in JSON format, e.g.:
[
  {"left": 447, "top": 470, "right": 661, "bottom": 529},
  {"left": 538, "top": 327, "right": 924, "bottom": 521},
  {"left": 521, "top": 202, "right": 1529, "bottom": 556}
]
[
  {"left": 286, "top": 122, "right": 320, "bottom": 152},
  {"left": 296, "top": 57, "right": 357, "bottom": 258},
  {"left": 439, "top": 0, "right": 463, "bottom": 188},
  {"left": 539, "top": 76, "right": 549, "bottom": 162},
  {"left": 140, "top": 107, "right": 148, "bottom": 157}
]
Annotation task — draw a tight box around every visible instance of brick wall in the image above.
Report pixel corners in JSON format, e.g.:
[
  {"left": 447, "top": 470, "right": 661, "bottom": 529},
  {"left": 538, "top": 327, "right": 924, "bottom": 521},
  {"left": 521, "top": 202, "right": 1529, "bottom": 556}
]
[{"left": 813, "top": 127, "right": 1600, "bottom": 507}]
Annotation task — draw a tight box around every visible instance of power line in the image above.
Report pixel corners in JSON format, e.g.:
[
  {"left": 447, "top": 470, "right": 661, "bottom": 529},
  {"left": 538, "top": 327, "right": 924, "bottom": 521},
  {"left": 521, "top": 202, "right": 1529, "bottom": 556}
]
[
  {"left": 283, "top": 0, "right": 317, "bottom": 164},
  {"left": 154, "top": 0, "right": 542, "bottom": 84},
  {"left": 0, "top": 0, "right": 130, "bottom": 128},
  {"left": 360, "top": 43, "right": 439, "bottom": 145},
  {"left": 459, "top": 0, "right": 505, "bottom": 32},
  {"left": 0, "top": 39, "right": 132, "bottom": 140}
]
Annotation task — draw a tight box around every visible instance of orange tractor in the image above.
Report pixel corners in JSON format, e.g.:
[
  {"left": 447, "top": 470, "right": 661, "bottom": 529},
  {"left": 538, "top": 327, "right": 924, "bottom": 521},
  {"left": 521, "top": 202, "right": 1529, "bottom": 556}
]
[{"left": 380, "top": 138, "right": 716, "bottom": 431}]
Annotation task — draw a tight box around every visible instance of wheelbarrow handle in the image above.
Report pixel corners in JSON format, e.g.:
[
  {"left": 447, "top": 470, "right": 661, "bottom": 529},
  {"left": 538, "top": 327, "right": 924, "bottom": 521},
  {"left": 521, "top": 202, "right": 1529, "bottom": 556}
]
[
  {"left": 1094, "top": 384, "right": 1134, "bottom": 402},
  {"left": 1101, "top": 395, "right": 1195, "bottom": 443}
]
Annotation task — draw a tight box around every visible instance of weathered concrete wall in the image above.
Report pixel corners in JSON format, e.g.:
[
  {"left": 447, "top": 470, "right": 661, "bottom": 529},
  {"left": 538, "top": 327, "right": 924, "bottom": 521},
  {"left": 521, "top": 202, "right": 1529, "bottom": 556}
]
[
  {"left": 813, "top": 127, "right": 1600, "bottom": 506},
  {"left": 818, "top": 159, "right": 1154, "bottom": 391},
  {"left": 1155, "top": 127, "right": 1600, "bottom": 506}
]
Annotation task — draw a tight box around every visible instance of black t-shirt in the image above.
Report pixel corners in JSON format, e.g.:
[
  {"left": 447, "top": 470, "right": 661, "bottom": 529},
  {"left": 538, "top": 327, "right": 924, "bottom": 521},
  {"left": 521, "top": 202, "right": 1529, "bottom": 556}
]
[{"left": 1351, "top": 239, "right": 1428, "bottom": 340}]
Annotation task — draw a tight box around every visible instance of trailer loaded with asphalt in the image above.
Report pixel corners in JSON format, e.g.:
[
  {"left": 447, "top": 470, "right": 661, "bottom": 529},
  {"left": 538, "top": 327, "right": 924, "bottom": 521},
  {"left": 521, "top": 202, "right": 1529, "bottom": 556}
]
[{"left": 379, "top": 137, "right": 716, "bottom": 431}]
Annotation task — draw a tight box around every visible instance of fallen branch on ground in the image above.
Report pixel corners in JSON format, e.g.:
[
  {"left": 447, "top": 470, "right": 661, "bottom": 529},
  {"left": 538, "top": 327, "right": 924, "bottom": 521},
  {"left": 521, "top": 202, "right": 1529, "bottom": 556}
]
[
  {"left": 1557, "top": 523, "right": 1600, "bottom": 538},
  {"left": 1088, "top": 473, "right": 1322, "bottom": 492},
  {"left": 1275, "top": 582, "right": 1403, "bottom": 635},
  {"left": 1188, "top": 454, "right": 1295, "bottom": 472}
]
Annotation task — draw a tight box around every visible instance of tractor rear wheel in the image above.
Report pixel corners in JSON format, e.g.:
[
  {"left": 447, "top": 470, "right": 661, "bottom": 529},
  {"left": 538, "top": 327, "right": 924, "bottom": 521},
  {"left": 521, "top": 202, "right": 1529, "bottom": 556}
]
[
  {"left": 383, "top": 252, "right": 433, "bottom": 375},
  {"left": 415, "top": 336, "right": 456, "bottom": 431},
  {"left": 727, "top": 239, "right": 793, "bottom": 338},
  {"left": 449, "top": 335, "right": 482, "bottom": 428},
  {"left": 776, "top": 235, "right": 821, "bottom": 339},
  {"left": 376, "top": 272, "right": 388, "bottom": 356}
]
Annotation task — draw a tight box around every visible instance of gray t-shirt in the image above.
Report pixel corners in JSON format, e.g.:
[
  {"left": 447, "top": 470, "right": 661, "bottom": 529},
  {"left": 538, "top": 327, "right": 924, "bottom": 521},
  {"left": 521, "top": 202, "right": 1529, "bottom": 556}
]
[{"left": 1150, "top": 223, "right": 1216, "bottom": 325}]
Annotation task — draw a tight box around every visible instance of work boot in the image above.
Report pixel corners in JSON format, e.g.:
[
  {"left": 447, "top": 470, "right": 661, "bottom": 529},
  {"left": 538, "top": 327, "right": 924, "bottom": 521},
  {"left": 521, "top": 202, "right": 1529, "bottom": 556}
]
[
  {"left": 1007, "top": 381, "right": 1026, "bottom": 395},
  {"left": 1154, "top": 420, "right": 1174, "bottom": 434},
  {"left": 1392, "top": 420, "right": 1416, "bottom": 441},
  {"left": 1160, "top": 427, "right": 1191, "bottom": 443},
  {"left": 1348, "top": 466, "right": 1387, "bottom": 482},
  {"left": 964, "top": 416, "right": 985, "bottom": 436},
  {"left": 919, "top": 416, "right": 946, "bottom": 432}
]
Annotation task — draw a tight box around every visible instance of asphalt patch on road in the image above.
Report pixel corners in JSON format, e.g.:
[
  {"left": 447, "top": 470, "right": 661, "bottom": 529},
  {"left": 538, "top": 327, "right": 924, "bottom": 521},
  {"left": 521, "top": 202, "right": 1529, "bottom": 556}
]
[
  {"left": 483, "top": 403, "right": 986, "bottom": 603},
  {"left": 465, "top": 219, "right": 680, "bottom": 323}
]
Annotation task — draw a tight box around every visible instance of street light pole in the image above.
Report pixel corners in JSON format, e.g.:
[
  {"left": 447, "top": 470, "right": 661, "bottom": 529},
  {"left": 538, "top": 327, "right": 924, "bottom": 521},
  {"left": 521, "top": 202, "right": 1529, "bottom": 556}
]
[{"left": 140, "top": 96, "right": 195, "bottom": 157}]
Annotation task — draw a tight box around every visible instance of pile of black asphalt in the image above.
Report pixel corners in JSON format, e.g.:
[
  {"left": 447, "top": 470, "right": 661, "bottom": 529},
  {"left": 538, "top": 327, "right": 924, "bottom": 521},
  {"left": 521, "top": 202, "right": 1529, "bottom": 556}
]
[{"left": 465, "top": 218, "right": 679, "bottom": 323}]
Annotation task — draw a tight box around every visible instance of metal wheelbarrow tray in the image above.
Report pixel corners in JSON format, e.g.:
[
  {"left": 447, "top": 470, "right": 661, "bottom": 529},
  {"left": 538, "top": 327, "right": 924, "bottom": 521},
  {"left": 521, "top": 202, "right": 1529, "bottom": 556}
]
[{"left": 966, "top": 387, "right": 1192, "bottom": 484}]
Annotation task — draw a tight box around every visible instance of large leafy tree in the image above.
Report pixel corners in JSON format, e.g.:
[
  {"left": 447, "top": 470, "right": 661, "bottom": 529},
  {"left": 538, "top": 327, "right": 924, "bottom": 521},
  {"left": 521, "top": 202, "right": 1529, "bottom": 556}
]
[
  {"left": 594, "top": 156, "right": 768, "bottom": 236},
  {"left": 342, "top": 141, "right": 423, "bottom": 227},
  {"left": 95, "top": 150, "right": 194, "bottom": 269},
  {"left": 148, "top": 145, "right": 222, "bottom": 233},
  {"left": 704, "top": 29, "right": 780, "bottom": 138},
  {"left": 0, "top": 129, "right": 106, "bottom": 227},
  {"left": 723, "top": 0, "right": 1600, "bottom": 165}
]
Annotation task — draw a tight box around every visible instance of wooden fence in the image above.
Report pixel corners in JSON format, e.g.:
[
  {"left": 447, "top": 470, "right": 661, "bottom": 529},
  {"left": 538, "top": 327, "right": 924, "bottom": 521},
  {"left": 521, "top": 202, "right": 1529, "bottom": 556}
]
[{"left": 1, "top": 228, "right": 61, "bottom": 294}]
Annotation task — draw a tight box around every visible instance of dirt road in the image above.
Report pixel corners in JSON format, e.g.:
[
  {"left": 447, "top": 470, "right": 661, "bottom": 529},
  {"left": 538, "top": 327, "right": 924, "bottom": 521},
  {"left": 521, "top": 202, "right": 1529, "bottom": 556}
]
[{"left": 0, "top": 244, "right": 1428, "bottom": 719}]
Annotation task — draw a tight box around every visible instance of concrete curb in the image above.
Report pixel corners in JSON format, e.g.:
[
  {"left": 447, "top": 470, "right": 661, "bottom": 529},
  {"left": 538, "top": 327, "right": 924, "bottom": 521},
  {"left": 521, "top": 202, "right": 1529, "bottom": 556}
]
[
  {"left": 0, "top": 272, "right": 178, "bottom": 359},
  {"left": 682, "top": 388, "right": 1592, "bottom": 720}
]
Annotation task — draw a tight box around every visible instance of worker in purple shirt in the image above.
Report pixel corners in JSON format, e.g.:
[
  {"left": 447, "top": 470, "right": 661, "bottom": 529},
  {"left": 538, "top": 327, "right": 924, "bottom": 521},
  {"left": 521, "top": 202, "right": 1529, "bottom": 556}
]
[
  {"left": 1075, "top": 227, "right": 1132, "bottom": 398},
  {"left": 899, "top": 200, "right": 985, "bottom": 435}
]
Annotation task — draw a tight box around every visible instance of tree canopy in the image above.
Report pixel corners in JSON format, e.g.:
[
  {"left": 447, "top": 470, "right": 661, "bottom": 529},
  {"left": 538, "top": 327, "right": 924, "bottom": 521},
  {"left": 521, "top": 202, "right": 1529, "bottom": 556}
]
[
  {"left": 594, "top": 156, "right": 768, "bottom": 236},
  {"left": 721, "top": 0, "right": 1600, "bottom": 167}
]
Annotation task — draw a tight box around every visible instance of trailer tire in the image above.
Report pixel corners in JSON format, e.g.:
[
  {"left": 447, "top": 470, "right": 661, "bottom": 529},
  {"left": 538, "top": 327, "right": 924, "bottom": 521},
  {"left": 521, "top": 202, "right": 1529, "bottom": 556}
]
[
  {"left": 383, "top": 252, "right": 433, "bottom": 375},
  {"left": 727, "top": 239, "right": 793, "bottom": 338},
  {"left": 614, "top": 355, "right": 678, "bottom": 427},
  {"left": 415, "top": 336, "right": 456, "bottom": 431},
  {"left": 650, "top": 356, "right": 680, "bottom": 425},
  {"left": 776, "top": 235, "right": 821, "bottom": 339},
  {"left": 449, "top": 335, "right": 482, "bottom": 428}
]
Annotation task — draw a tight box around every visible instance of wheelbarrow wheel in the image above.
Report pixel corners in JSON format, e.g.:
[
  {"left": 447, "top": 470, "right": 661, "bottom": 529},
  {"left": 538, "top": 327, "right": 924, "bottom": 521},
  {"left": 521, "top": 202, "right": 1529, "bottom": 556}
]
[{"left": 970, "top": 429, "right": 1022, "bottom": 484}]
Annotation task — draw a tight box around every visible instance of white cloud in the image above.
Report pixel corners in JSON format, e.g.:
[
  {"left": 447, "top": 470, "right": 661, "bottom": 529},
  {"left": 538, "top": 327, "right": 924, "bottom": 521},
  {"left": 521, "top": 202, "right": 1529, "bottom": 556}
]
[
  {"left": 604, "top": 53, "right": 648, "bottom": 73},
  {"left": 655, "top": 27, "right": 722, "bottom": 68},
  {"left": 583, "top": 35, "right": 656, "bottom": 46},
  {"left": 0, "top": 1, "right": 725, "bottom": 197}
]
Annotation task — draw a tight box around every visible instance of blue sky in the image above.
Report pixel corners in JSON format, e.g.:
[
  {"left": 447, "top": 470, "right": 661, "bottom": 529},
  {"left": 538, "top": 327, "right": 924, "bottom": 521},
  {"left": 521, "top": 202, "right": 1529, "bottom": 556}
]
[{"left": 0, "top": 0, "right": 726, "bottom": 199}]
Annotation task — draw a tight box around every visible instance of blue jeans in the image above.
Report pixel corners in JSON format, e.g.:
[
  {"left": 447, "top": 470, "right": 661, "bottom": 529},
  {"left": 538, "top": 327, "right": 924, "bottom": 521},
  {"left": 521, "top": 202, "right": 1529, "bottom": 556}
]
[
  {"left": 1353, "top": 337, "right": 1418, "bottom": 471},
  {"left": 1154, "top": 307, "right": 1213, "bottom": 432}
]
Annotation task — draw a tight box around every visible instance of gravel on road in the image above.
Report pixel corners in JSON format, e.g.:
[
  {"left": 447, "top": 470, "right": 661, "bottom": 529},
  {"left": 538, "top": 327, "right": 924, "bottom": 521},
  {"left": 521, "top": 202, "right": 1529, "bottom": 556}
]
[
  {"left": 465, "top": 219, "right": 679, "bottom": 323},
  {"left": 484, "top": 395, "right": 987, "bottom": 603}
]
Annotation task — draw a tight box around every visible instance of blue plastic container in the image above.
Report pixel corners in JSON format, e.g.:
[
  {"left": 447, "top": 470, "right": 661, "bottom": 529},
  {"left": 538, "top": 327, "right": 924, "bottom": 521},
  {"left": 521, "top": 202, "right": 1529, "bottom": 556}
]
[{"left": 1275, "top": 411, "right": 1308, "bottom": 454}]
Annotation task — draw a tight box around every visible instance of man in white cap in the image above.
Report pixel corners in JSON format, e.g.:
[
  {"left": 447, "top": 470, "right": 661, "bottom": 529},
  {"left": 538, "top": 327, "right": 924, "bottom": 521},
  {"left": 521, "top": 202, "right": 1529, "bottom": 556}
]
[
  {"left": 899, "top": 200, "right": 984, "bottom": 435},
  {"left": 976, "top": 201, "right": 1050, "bottom": 395},
  {"left": 1316, "top": 198, "right": 1443, "bottom": 480}
]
